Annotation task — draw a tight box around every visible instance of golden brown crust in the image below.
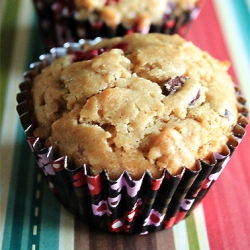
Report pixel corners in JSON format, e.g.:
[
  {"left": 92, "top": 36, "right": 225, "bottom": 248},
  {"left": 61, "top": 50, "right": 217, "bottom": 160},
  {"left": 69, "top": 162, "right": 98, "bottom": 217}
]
[{"left": 32, "top": 33, "right": 238, "bottom": 179}]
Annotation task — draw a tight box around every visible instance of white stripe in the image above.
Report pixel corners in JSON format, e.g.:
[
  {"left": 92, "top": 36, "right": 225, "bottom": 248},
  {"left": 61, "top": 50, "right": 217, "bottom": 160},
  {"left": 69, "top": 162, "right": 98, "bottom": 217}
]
[
  {"left": 33, "top": 225, "right": 38, "bottom": 235},
  {"left": 34, "top": 207, "right": 39, "bottom": 217},
  {"left": 193, "top": 203, "right": 210, "bottom": 250},
  {"left": 58, "top": 206, "right": 75, "bottom": 250},
  {"left": 213, "top": 0, "right": 250, "bottom": 110},
  {"left": 246, "top": 0, "right": 250, "bottom": 12},
  {"left": 36, "top": 190, "right": 41, "bottom": 199},
  {"left": 20, "top": 156, "right": 39, "bottom": 250},
  {"left": 0, "top": 0, "right": 32, "bottom": 246},
  {"left": 173, "top": 219, "right": 190, "bottom": 250}
]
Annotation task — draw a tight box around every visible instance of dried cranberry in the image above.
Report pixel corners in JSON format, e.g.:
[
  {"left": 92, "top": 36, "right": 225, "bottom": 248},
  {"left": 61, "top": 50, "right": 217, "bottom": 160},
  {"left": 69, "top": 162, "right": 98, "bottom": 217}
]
[
  {"left": 71, "top": 48, "right": 109, "bottom": 62},
  {"left": 126, "top": 29, "right": 135, "bottom": 35},
  {"left": 112, "top": 42, "right": 129, "bottom": 51},
  {"left": 71, "top": 51, "right": 88, "bottom": 62},
  {"left": 90, "top": 21, "right": 103, "bottom": 29},
  {"left": 71, "top": 42, "right": 128, "bottom": 63},
  {"left": 105, "top": 0, "right": 120, "bottom": 6},
  {"left": 164, "top": 19, "right": 175, "bottom": 29}
]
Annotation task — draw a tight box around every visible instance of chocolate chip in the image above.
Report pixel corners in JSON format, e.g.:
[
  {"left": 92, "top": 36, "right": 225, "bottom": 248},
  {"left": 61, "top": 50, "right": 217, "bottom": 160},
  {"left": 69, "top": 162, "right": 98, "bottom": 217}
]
[
  {"left": 189, "top": 90, "right": 200, "bottom": 106},
  {"left": 223, "top": 109, "right": 233, "bottom": 120},
  {"left": 163, "top": 76, "right": 188, "bottom": 96}
]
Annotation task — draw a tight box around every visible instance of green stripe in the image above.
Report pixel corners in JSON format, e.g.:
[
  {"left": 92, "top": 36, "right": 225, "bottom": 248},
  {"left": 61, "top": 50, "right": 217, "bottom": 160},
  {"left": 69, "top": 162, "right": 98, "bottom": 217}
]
[
  {"left": 2, "top": 125, "right": 36, "bottom": 250},
  {"left": 0, "top": 0, "right": 21, "bottom": 133},
  {"left": 22, "top": 13, "right": 46, "bottom": 71},
  {"left": 21, "top": 11, "right": 60, "bottom": 250},
  {"left": 20, "top": 13, "right": 49, "bottom": 250},
  {"left": 2, "top": 10, "right": 46, "bottom": 249},
  {"left": 39, "top": 182, "right": 60, "bottom": 250},
  {"left": 185, "top": 214, "right": 200, "bottom": 250},
  {"left": 27, "top": 170, "right": 43, "bottom": 250},
  {"left": 20, "top": 159, "right": 40, "bottom": 250}
]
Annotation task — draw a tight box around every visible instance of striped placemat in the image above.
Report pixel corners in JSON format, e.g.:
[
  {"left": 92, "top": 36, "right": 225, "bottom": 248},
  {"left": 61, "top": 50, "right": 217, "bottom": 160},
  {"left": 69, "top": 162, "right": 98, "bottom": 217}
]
[{"left": 1, "top": 0, "right": 249, "bottom": 249}]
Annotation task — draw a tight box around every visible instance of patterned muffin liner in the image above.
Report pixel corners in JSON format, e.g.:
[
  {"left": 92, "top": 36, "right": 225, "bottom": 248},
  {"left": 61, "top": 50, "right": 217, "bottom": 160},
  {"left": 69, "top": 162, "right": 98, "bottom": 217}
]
[
  {"left": 16, "top": 42, "right": 249, "bottom": 234},
  {"left": 32, "top": 0, "right": 202, "bottom": 50}
]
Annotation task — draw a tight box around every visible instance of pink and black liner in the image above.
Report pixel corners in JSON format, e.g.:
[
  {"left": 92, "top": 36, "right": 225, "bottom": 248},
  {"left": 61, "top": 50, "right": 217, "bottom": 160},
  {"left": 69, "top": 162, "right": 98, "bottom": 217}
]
[
  {"left": 16, "top": 41, "right": 248, "bottom": 234},
  {"left": 32, "top": 0, "right": 201, "bottom": 50}
]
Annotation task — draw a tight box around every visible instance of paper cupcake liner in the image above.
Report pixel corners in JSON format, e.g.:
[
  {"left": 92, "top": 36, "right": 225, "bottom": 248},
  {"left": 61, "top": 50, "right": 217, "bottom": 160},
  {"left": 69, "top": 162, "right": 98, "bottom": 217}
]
[
  {"left": 32, "top": 0, "right": 201, "bottom": 50},
  {"left": 16, "top": 42, "right": 248, "bottom": 234}
]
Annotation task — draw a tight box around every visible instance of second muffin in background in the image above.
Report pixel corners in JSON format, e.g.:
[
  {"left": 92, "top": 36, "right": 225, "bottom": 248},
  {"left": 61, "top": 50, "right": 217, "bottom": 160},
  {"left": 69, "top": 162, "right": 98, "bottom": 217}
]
[{"left": 32, "top": 0, "right": 202, "bottom": 49}]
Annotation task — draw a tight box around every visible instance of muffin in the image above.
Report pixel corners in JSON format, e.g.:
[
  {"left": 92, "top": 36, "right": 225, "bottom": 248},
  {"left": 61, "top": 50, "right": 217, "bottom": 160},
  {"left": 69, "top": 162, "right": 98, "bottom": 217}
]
[
  {"left": 17, "top": 33, "right": 248, "bottom": 234},
  {"left": 32, "top": 0, "right": 202, "bottom": 50}
]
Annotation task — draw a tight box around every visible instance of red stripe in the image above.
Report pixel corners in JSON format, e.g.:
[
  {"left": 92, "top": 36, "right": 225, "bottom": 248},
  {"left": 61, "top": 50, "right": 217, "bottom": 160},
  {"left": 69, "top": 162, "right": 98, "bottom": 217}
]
[
  {"left": 186, "top": 0, "right": 236, "bottom": 79},
  {"left": 203, "top": 126, "right": 250, "bottom": 250},
  {"left": 186, "top": 1, "right": 250, "bottom": 249}
]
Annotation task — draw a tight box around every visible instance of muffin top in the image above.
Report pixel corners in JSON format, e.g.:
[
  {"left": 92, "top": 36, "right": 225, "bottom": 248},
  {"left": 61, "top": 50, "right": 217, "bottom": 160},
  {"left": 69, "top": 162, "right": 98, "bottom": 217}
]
[
  {"left": 32, "top": 33, "right": 238, "bottom": 180},
  {"left": 74, "top": 0, "right": 200, "bottom": 27}
]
